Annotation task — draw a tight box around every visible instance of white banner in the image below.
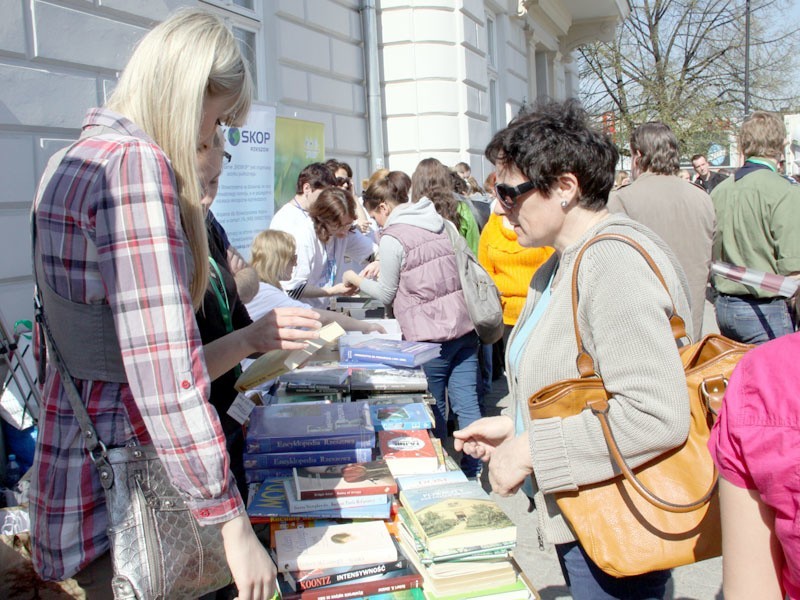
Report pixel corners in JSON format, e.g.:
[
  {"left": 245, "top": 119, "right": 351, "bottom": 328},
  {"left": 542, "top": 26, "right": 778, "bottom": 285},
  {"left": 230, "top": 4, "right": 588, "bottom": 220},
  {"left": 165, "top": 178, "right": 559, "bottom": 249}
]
[{"left": 214, "top": 104, "right": 276, "bottom": 261}]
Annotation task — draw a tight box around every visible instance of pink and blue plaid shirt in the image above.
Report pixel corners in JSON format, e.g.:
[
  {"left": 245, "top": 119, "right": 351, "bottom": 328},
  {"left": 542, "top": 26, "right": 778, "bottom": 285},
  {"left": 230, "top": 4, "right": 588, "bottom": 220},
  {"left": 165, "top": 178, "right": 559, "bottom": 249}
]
[{"left": 30, "top": 109, "right": 243, "bottom": 581}]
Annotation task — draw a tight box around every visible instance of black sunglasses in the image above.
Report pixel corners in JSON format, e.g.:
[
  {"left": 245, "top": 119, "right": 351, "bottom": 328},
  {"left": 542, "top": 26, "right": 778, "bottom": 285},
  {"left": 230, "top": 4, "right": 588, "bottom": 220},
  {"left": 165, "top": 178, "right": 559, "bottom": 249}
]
[{"left": 495, "top": 181, "right": 536, "bottom": 211}]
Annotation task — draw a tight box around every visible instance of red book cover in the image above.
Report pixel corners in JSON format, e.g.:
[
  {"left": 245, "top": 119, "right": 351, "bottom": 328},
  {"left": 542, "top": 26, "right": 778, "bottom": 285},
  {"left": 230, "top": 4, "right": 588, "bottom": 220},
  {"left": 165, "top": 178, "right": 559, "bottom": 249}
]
[{"left": 378, "top": 429, "right": 439, "bottom": 477}]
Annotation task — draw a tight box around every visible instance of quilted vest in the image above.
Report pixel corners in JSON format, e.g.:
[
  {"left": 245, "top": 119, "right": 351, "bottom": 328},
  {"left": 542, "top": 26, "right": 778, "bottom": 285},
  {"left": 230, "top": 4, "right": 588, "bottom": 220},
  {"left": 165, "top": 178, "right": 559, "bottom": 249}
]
[{"left": 381, "top": 223, "right": 473, "bottom": 342}]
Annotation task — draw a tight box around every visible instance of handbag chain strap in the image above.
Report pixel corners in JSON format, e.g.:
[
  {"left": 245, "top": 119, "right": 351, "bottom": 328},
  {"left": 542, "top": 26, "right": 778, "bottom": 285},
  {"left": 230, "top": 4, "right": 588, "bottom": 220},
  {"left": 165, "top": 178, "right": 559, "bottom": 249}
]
[{"left": 569, "top": 233, "right": 715, "bottom": 513}]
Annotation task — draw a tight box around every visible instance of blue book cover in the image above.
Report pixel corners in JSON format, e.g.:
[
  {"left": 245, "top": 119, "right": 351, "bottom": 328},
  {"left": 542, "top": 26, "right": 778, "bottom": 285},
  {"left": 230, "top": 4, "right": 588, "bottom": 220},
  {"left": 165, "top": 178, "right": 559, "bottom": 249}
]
[
  {"left": 340, "top": 339, "right": 441, "bottom": 368},
  {"left": 248, "top": 478, "right": 392, "bottom": 520},
  {"left": 246, "top": 401, "right": 375, "bottom": 454},
  {"left": 245, "top": 467, "right": 294, "bottom": 483},
  {"left": 244, "top": 447, "right": 373, "bottom": 469},
  {"left": 369, "top": 402, "right": 433, "bottom": 431}
]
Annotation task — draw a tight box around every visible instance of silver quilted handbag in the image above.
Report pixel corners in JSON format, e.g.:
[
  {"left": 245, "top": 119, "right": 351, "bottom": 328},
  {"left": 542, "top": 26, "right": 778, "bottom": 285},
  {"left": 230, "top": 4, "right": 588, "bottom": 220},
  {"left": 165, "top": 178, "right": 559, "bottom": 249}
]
[{"left": 100, "top": 444, "right": 232, "bottom": 599}]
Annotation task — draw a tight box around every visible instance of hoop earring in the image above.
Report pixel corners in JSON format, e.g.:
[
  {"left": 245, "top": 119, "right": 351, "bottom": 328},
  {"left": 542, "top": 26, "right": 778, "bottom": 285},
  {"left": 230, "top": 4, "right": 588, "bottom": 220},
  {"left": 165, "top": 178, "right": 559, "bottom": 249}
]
[{"left": 561, "top": 200, "right": 568, "bottom": 208}]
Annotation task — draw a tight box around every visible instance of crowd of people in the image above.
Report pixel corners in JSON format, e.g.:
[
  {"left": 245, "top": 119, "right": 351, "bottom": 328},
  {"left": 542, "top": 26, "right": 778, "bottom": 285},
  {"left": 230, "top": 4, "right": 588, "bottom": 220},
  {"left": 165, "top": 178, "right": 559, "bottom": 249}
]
[{"left": 27, "top": 7, "right": 800, "bottom": 600}]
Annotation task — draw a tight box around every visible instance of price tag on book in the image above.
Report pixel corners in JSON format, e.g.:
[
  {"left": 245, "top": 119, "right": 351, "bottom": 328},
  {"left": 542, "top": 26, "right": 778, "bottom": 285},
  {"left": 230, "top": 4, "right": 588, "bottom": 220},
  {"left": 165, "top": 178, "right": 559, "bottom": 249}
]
[{"left": 227, "top": 392, "right": 257, "bottom": 425}]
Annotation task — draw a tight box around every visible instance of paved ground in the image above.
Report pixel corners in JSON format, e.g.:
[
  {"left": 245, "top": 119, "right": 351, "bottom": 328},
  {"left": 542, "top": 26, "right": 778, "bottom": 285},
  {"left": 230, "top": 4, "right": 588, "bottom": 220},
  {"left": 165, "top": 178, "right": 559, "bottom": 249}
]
[{"left": 448, "top": 375, "right": 723, "bottom": 600}]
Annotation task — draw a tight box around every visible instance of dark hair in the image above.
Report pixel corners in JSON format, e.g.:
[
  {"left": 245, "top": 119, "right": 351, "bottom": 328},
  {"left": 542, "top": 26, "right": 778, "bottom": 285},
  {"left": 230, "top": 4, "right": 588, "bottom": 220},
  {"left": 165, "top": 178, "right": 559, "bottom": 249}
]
[
  {"left": 325, "top": 158, "right": 353, "bottom": 178},
  {"left": 691, "top": 154, "right": 706, "bottom": 163},
  {"left": 411, "top": 157, "right": 461, "bottom": 228},
  {"left": 309, "top": 187, "right": 357, "bottom": 243},
  {"left": 450, "top": 170, "right": 469, "bottom": 195},
  {"left": 630, "top": 122, "right": 680, "bottom": 176},
  {"left": 296, "top": 162, "right": 337, "bottom": 194},
  {"left": 362, "top": 171, "right": 411, "bottom": 211},
  {"left": 485, "top": 99, "right": 618, "bottom": 211}
]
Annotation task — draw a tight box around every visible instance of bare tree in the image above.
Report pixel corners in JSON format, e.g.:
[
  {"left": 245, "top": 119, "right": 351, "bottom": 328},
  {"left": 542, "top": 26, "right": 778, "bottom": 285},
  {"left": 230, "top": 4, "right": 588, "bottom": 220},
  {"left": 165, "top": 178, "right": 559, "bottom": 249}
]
[{"left": 578, "top": 0, "right": 800, "bottom": 157}]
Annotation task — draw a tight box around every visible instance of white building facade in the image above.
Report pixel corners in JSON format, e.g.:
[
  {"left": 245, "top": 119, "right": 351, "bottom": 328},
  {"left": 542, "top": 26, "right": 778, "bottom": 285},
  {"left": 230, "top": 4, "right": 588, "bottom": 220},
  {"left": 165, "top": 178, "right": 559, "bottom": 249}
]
[{"left": 0, "top": 0, "right": 627, "bottom": 322}]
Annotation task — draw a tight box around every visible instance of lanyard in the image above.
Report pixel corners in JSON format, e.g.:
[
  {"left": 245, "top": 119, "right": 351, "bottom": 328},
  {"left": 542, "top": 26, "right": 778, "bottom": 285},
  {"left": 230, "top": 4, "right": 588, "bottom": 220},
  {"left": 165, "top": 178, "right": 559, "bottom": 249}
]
[{"left": 208, "top": 256, "right": 233, "bottom": 334}]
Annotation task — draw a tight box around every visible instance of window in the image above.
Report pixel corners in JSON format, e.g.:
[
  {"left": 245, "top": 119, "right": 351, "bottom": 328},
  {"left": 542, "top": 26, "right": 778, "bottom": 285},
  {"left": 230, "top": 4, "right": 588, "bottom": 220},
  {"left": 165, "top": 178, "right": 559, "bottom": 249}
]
[
  {"left": 489, "top": 78, "right": 499, "bottom": 134},
  {"left": 487, "top": 17, "right": 496, "bottom": 68},
  {"left": 201, "top": 1, "right": 263, "bottom": 99}
]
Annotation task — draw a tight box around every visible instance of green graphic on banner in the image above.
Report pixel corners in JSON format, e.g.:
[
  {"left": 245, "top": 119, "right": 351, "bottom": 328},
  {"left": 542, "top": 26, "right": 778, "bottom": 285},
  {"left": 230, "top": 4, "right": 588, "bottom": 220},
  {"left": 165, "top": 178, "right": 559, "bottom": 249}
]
[{"left": 274, "top": 117, "right": 325, "bottom": 211}]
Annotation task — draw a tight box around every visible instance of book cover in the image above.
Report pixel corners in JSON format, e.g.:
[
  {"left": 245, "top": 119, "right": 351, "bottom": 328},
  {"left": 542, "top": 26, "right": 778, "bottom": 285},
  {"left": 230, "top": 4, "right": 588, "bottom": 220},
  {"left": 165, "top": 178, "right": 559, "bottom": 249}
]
[
  {"left": 247, "top": 478, "right": 392, "bottom": 521},
  {"left": 275, "top": 521, "right": 398, "bottom": 572},
  {"left": 340, "top": 338, "right": 441, "bottom": 368},
  {"left": 282, "top": 479, "right": 388, "bottom": 514},
  {"left": 236, "top": 322, "right": 345, "bottom": 391},
  {"left": 350, "top": 367, "right": 429, "bottom": 392},
  {"left": 369, "top": 403, "right": 433, "bottom": 431},
  {"left": 284, "top": 553, "right": 409, "bottom": 591},
  {"left": 421, "top": 576, "right": 531, "bottom": 600},
  {"left": 398, "top": 481, "right": 516, "bottom": 557},
  {"left": 245, "top": 401, "right": 374, "bottom": 454},
  {"left": 280, "top": 569, "right": 422, "bottom": 600},
  {"left": 243, "top": 447, "right": 373, "bottom": 469},
  {"left": 294, "top": 459, "right": 398, "bottom": 500},
  {"left": 395, "top": 470, "right": 467, "bottom": 492},
  {"left": 378, "top": 430, "right": 439, "bottom": 477},
  {"left": 363, "top": 393, "right": 431, "bottom": 405},
  {"left": 279, "top": 362, "right": 350, "bottom": 387}
]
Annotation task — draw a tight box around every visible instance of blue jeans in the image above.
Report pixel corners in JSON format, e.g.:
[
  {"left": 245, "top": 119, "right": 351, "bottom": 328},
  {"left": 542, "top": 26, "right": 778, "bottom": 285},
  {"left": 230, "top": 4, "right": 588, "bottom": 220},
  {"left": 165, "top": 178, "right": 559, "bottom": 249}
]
[
  {"left": 422, "top": 331, "right": 482, "bottom": 476},
  {"left": 715, "top": 293, "right": 794, "bottom": 344},
  {"left": 556, "top": 542, "right": 671, "bottom": 600}
]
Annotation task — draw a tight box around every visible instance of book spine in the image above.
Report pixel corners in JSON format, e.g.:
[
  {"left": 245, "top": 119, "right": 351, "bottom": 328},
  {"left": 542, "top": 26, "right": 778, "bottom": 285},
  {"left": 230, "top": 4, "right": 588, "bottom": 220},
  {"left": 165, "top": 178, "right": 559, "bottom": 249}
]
[
  {"left": 288, "top": 558, "right": 409, "bottom": 591},
  {"left": 245, "top": 435, "right": 374, "bottom": 454},
  {"left": 374, "top": 419, "right": 429, "bottom": 431},
  {"left": 245, "top": 467, "right": 294, "bottom": 483},
  {"left": 284, "top": 573, "right": 422, "bottom": 600},
  {"left": 286, "top": 493, "right": 387, "bottom": 514},
  {"left": 342, "top": 348, "right": 414, "bottom": 368},
  {"left": 245, "top": 448, "right": 372, "bottom": 469},
  {"left": 297, "top": 483, "right": 398, "bottom": 500}
]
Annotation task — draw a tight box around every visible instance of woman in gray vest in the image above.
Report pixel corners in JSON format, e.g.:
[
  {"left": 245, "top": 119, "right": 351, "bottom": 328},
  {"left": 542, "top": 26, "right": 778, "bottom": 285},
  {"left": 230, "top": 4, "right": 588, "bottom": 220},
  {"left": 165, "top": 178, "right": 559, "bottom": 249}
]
[{"left": 342, "top": 171, "right": 483, "bottom": 477}]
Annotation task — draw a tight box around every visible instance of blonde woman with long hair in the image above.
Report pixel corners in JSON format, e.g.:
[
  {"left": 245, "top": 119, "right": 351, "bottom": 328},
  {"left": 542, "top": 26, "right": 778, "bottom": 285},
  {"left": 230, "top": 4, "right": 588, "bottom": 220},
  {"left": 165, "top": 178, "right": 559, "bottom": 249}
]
[
  {"left": 248, "top": 230, "right": 385, "bottom": 334},
  {"left": 31, "top": 9, "right": 319, "bottom": 598}
]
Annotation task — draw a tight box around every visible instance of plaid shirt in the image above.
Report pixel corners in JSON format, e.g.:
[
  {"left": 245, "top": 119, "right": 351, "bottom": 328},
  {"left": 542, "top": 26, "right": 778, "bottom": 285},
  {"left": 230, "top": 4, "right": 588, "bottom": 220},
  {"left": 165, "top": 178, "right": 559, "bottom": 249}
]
[{"left": 30, "top": 109, "right": 243, "bottom": 581}]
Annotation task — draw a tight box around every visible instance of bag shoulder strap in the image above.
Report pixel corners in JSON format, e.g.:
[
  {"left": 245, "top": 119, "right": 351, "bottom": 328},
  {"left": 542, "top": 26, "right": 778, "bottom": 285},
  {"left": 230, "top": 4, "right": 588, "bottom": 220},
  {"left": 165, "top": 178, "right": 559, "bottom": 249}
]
[
  {"left": 570, "top": 233, "right": 688, "bottom": 378},
  {"left": 569, "top": 233, "right": 714, "bottom": 513}
]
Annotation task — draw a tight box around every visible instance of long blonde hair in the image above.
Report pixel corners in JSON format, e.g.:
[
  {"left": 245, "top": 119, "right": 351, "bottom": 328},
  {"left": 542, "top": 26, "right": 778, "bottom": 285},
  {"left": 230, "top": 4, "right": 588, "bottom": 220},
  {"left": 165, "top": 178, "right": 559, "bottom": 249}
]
[
  {"left": 251, "top": 230, "right": 297, "bottom": 288},
  {"left": 107, "top": 9, "right": 253, "bottom": 308}
]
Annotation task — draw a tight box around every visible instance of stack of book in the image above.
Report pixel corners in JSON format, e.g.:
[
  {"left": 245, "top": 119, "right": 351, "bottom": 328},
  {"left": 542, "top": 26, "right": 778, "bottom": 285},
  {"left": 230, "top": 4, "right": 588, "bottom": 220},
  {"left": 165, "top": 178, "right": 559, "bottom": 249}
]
[
  {"left": 395, "top": 477, "right": 529, "bottom": 599},
  {"left": 243, "top": 401, "right": 375, "bottom": 484},
  {"left": 274, "top": 361, "right": 351, "bottom": 403},
  {"left": 274, "top": 520, "right": 424, "bottom": 600}
]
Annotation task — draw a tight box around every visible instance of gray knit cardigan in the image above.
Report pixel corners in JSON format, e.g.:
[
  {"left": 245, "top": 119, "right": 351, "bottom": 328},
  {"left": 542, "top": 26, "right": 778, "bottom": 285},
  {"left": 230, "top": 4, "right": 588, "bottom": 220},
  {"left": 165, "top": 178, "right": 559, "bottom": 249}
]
[{"left": 504, "top": 213, "right": 694, "bottom": 546}]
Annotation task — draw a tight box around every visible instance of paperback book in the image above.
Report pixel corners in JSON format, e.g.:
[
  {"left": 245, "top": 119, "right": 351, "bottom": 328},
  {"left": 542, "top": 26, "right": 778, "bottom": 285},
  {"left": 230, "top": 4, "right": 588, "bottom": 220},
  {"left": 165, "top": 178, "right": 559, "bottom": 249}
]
[
  {"left": 340, "top": 338, "right": 441, "bottom": 368},
  {"left": 395, "top": 470, "right": 467, "bottom": 492},
  {"left": 279, "top": 568, "right": 422, "bottom": 600},
  {"left": 350, "top": 367, "right": 429, "bottom": 393},
  {"left": 275, "top": 521, "right": 398, "bottom": 572},
  {"left": 282, "top": 479, "right": 388, "bottom": 514},
  {"left": 369, "top": 402, "right": 433, "bottom": 431},
  {"left": 279, "top": 362, "right": 350, "bottom": 387},
  {"left": 398, "top": 481, "right": 516, "bottom": 558},
  {"left": 245, "top": 401, "right": 374, "bottom": 454},
  {"left": 284, "top": 552, "right": 409, "bottom": 591},
  {"left": 294, "top": 458, "right": 398, "bottom": 500},
  {"left": 243, "top": 447, "right": 372, "bottom": 469},
  {"left": 378, "top": 429, "right": 439, "bottom": 477}
]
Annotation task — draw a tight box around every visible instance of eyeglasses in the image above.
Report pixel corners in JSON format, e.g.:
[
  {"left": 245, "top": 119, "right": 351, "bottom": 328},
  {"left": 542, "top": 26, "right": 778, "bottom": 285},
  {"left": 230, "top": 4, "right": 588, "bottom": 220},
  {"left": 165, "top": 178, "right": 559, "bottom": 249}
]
[
  {"left": 495, "top": 181, "right": 536, "bottom": 211},
  {"left": 223, "top": 151, "right": 232, "bottom": 164}
]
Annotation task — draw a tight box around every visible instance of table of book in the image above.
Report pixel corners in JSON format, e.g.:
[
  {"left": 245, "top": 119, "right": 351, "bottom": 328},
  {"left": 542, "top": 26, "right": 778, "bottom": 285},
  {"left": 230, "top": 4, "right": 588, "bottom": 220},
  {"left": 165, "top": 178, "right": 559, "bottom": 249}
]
[{"left": 242, "top": 368, "right": 539, "bottom": 600}]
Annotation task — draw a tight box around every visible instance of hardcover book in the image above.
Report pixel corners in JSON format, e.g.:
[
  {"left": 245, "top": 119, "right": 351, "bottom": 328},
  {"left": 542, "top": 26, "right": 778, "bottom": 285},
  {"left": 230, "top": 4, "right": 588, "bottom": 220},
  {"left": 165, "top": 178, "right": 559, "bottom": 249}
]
[
  {"left": 350, "top": 367, "right": 429, "bottom": 392},
  {"left": 398, "top": 481, "right": 516, "bottom": 557},
  {"left": 340, "top": 338, "right": 441, "bottom": 368},
  {"left": 395, "top": 470, "right": 467, "bottom": 492},
  {"left": 245, "top": 401, "right": 374, "bottom": 454},
  {"left": 243, "top": 447, "right": 373, "bottom": 469},
  {"left": 284, "top": 552, "right": 409, "bottom": 591},
  {"left": 378, "top": 429, "right": 439, "bottom": 477},
  {"left": 279, "top": 362, "right": 350, "bottom": 387},
  {"left": 279, "top": 568, "right": 422, "bottom": 600},
  {"left": 245, "top": 467, "right": 294, "bottom": 483},
  {"left": 294, "top": 458, "right": 397, "bottom": 500},
  {"left": 369, "top": 402, "right": 433, "bottom": 431},
  {"left": 275, "top": 521, "right": 398, "bottom": 572},
  {"left": 282, "top": 479, "right": 388, "bottom": 514},
  {"left": 247, "top": 478, "right": 392, "bottom": 521}
]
